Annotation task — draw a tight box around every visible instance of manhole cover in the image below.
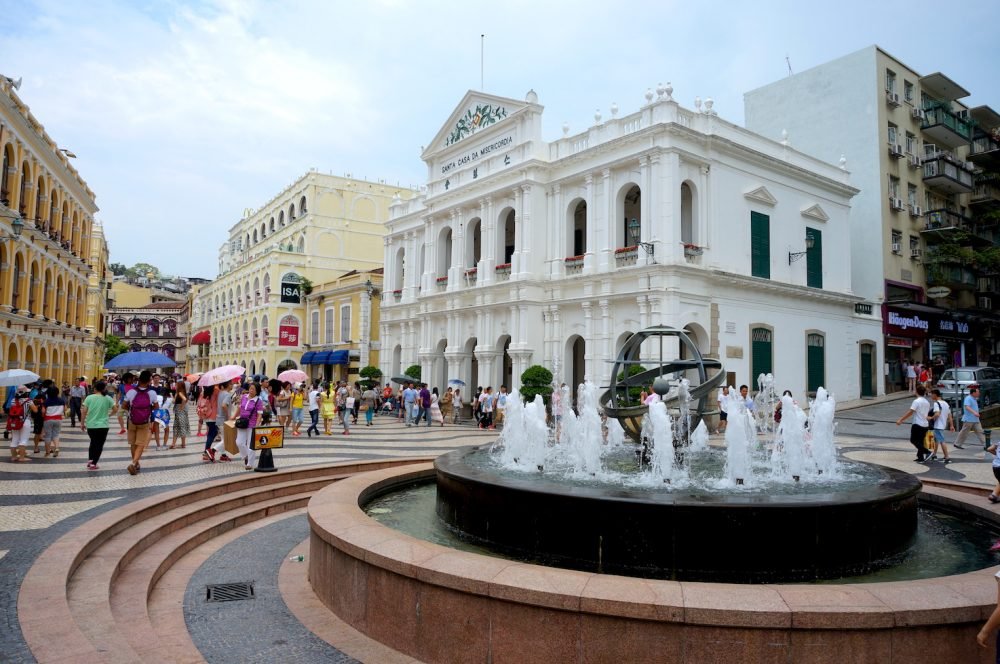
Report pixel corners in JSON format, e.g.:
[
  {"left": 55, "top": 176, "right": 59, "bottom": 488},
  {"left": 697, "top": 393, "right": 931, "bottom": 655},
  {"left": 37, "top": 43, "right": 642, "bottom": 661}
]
[{"left": 206, "top": 582, "right": 255, "bottom": 602}]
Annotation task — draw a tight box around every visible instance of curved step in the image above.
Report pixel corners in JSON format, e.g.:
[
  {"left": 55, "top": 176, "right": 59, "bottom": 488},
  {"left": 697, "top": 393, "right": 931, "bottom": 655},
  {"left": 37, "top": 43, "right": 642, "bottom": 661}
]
[{"left": 19, "top": 457, "right": 432, "bottom": 663}]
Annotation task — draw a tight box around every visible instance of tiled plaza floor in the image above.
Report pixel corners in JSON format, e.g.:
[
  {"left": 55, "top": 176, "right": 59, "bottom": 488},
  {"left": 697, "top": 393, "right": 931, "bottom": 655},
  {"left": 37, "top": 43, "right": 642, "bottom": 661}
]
[{"left": 0, "top": 399, "right": 994, "bottom": 662}]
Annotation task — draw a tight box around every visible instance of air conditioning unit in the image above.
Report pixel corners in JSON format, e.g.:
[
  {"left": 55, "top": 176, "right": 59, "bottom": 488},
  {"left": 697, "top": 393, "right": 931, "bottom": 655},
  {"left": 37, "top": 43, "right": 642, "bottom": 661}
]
[
  {"left": 909, "top": 205, "right": 923, "bottom": 217},
  {"left": 911, "top": 106, "right": 924, "bottom": 119},
  {"left": 980, "top": 297, "right": 993, "bottom": 310},
  {"left": 891, "top": 242, "right": 902, "bottom": 254},
  {"left": 910, "top": 248, "right": 922, "bottom": 259},
  {"left": 909, "top": 154, "right": 922, "bottom": 168},
  {"left": 889, "top": 143, "right": 904, "bottom": 158},
  {"left": 890, "top": 197, "right": 905, "bottom": 210},
  {"left": 886, "top": 91, "right": 901, "bottom": 106}
]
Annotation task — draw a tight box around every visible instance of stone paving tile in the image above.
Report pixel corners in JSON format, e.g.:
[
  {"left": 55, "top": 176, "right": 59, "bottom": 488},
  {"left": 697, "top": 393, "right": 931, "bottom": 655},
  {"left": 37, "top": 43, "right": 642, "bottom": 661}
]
[
  {"left": 0, "top": 496, "right": 121, "bottom": 531},
  {"left": 0, "top": 549, "right": 6, "bottom": 561},
  {"left": 184, "top": 513, "right": 357, "bottom": 663}
]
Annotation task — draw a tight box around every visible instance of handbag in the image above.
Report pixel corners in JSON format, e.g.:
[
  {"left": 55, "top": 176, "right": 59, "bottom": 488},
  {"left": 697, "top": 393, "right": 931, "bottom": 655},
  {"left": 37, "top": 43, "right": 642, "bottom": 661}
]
[{"left": 235, "top": 417, "right": 250, "bottom": 429}]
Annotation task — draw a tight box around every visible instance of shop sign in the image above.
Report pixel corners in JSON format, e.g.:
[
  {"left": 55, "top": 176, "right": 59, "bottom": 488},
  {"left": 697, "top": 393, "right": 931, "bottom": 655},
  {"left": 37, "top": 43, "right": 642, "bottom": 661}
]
[
  {"left": 933, "top": 316, "right": 972, "bottom": 339},
  {"left": 926, "top": 286, "right": 951, "bottom": 299},
  {"left": 886, "top": 336, "right": 914, "bottom": 348},
  {"left": 278, "top": 315, "right": 299, "bottom": 347},
  {"left": 885, "top": 309, "right": 930, "bottom": 337},
  {"left": 281, "top": 273, "right": 302, "bottom": 304}
]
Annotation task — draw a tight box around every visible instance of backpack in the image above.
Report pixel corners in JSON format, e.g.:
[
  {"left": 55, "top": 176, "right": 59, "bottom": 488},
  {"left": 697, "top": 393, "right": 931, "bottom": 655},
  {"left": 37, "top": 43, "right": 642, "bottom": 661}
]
[
  {"left": 196, "top": 396, "right": 211, "bottom": 419},
  {"left": 129, "top": 387, "right": 154, "bottom": 425},
  {"left": 7, "top": 399, "right": 26, "bottom": 431}
]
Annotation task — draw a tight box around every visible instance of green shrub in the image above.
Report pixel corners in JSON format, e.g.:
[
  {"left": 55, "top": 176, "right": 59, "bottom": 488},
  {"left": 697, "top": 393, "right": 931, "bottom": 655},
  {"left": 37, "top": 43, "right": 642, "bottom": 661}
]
[
  {"left": 616, "top": 364, "right": 646, "bottom": 404},
  {"left": 359, "top": 365, "right": 383, "bottom": 390},
  {"left": 404, "top": 364, "right": 421, "bottom": 380},
  {"left": 520, "top": 365, "right": 553, "bottom": 405}
]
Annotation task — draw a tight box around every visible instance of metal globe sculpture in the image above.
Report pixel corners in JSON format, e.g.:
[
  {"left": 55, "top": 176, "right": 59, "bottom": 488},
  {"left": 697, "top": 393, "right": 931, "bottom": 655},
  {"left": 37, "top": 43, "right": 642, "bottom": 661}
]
[{"left": 601, "top": 326, "right": 726, "bottom": 444}]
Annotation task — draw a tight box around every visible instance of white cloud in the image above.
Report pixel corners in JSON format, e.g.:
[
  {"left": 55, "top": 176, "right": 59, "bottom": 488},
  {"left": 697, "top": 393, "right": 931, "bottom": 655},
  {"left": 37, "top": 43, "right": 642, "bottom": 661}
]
[{"left": 1, "top": 0, "right": 997, "bottom": 275}]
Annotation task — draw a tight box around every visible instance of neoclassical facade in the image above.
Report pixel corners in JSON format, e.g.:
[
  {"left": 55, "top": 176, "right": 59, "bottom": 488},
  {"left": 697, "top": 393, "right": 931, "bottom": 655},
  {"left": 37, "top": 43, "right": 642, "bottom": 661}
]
[
  {"left": 194, "top": 172, "right": 411, "bottom": 378},
  {"left": 381, "top": 89, "right": 884, "bottom": 400},
  {"left": 0, "top": 76, "right": 107, "bottom": 382},
  {"left": 107, "top": 301, "right": 189, "bottom": 372}
]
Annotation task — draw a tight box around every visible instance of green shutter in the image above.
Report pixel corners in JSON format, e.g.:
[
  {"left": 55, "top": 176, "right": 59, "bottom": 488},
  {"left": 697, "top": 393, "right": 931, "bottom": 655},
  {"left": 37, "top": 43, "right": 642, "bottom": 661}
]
[
  {"left": 806, "top": 228, "right": 822, "bottom": 289},
  {"left": 751, "top": 327, "right": 773, "bottom": 382},
  {"left": 751, "top": 212, "right": 770, "bottom": 279},
  {"left": 807, "top": 334, "right": 825, "bottom": 393},
  {"left": 860, "top": 343, "right": 874, "bottom": 398}
]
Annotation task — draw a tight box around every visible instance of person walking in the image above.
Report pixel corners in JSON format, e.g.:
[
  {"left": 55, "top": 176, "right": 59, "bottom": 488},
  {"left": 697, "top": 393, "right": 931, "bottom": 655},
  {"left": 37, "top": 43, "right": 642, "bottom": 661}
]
[
  {"left": 235, "top": 383, "right": 265, "bottom": 470},
  {"left": 306, "top": 383, "right": 321, "bottom": 437},
  {"left": 170, "top": 381, "right": 190, "bottom": 449},
  {"left": 717, "top": 385, "right": 731, "bottom": 434},
  {"left": 361, "top": 384, "right": 376, "bottom": 426},
  {"left": 276, "top": 383, "right": 291, "bottom": 427},
  {"left": 198, "top": 384, "right": 218, "bottom": 462},
  {"left": 208, "top": 380, "right": 234, "bottom": 462},
  {"left": 494, "top": 386, "right": 508, "bottom": 429},
  {"left": 116, "top": 372, "right": 134, "bottom": 435},
  {"left": 402, "top": 383, "right": 418, "bottom": 427},
  {"left": 906, "top": 361, "right": 917, "bottom": 394},
  {"left": 7, "top": 387, "right": 36, "bottom": 463},
  {"left": 440, "top": 387, "right": 454, "bottom": 424},
  {"left": 419, "top": 383, "right": 432, "bottom": 427},
  {"left": 895, "top": 384, "right": 932, "bottom": 462},
  {"left": 954, "top": 385, "right": 986, "bottom": 450},
  {"left": 430, "top": 387, "right": 444, "bottom": 426},
  {"left": 322, "top": 382, "right": 336, "bottom": 435},
  {"left": 69, "top": 379, "right": 86, "bottom": 427},
  {"left": 42, "top": 385, "right": 65, "bottom": 457},
  {"left": 123, "top": 371, "right": 156, "bottom": 475},
  {"left": 290, "top": 385, "right": 304, "bottom": 436},
  {"left": 452, "top": 388, "right": 463, "bottom": 424},
  {"left": 80, "top": 380, "right": 117, "bottom": 470},
  {"left": 479, "top": 386, "right": 495, "bottom": 430},
  {"left": 928, "top": 389, "right": 955, "bottom": 463},
  {"left": 341, "top": 384, "right": 353, "bottom": 435}
]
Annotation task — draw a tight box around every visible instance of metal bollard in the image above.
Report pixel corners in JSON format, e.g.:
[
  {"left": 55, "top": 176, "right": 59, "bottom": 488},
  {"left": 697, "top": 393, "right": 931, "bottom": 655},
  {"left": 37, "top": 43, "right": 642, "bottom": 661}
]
[{"left": 985, "top": 429, "right": 992, "bottom": 450}]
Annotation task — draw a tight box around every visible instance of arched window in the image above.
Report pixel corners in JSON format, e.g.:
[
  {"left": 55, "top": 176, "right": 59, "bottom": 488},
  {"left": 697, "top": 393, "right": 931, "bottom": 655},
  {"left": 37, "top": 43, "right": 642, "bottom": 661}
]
[
  {"left": 35, "top": 175, "right": 44, "bottom": 223},
  {"left": 807, "top": 333, "right": 826, "bottom": 394},
  {"left": 681, "top": 182, "right": 695, "bottom": 244},
  {"left": 750, "top": 326, "right": 774, "bottom": 385},
  {"left": 437, "top": 226, "right": 453, "bottom": 278},
  {"left": 252, "top": 317, "right": 259, "bottom": 346},
  {"left": 260, "top": 222, "right": 266, "bottom": 239},
  {"left": 300, "top": 195, "right": 307, "bottom": 214},
  {"left": 262, "top": 315, "right": 269, "bottom": 345},
  {"left": 146, "top": 319, "right": 160, "bottom": 337},
  {"left": 289, "top": 203, "right": 296, "bottom": 220},
  {"left": 236, "top": 285, "right": 242, "bottom": 311},
  {"left": 18, "top": 162, "right": 29, "bottom": 214},
  {"left": 498, "top": 208, "right": 515, "bottom": 266},
  {"left": 252, "top": 228, "right": 258, "bottom": 244},
  {"left": 297, "top": 235, "right": 305, "bottom": 253},
  {"left": 567, "top": 199, "right": 587, "bottom": 257},
  {"left": 619, "top": 184, "right": 641, "bottom": 249},
  {"left": 269, "top": 217, "right": 275, "bottom": 233},
  {"left": 279, "top": 315, "right": 300, "bottom": 347},
  {"left": 466, "top": 218, "right": 482, "bottom": 269},
  {"left": 279, "top": 210, "right": 285, "bottom": 226},
  {"left": 253, "top": 277, "right": 261, "bottom": 305},
  {"left": 263, "top": 273, "right": 271, "bottom": 296},
  {"left": 0, "top": 144, "right": 11, "bottom": 202}
]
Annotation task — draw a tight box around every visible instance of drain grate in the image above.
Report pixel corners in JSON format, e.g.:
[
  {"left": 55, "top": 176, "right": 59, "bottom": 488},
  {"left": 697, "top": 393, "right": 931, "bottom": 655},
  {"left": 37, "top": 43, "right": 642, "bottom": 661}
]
[{"left": 206, "top": 582, "right": 255, "bottom": 602}]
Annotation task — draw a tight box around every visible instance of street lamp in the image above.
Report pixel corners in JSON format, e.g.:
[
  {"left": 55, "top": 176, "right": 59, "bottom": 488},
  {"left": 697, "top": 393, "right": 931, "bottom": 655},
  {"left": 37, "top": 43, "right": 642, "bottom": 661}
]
[
  {"left": 788, "top": 233, "right": 817, "bottom": 264},
  {"left": 627, "top": 218, "right": 654, "bottom": 257},
  {"left": 59, "top": 149, "right": 77, "bottom": 158},
  {"left": 364, "top": 278, "right": 380, "bottom": 298},
  {"left": 0, "top": 212, "right": 24, "bottom": 242}
]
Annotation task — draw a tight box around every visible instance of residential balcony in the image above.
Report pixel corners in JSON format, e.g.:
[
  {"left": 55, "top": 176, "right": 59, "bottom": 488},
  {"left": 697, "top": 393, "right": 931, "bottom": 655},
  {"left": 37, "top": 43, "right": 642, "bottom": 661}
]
[
  {"left": 978, "top": 276, "right": 1000, "bottom": 297},
  {"left": 927, "top": 264, "right": 977, "bottom": 290},
  {"left": 970, "top": 133, "right": 1000, "bottom": 169},
  {"left": 971, "top": 179, "right": 1000, "bottom": 209},
  {"left": 920, "top": 209, "right": 981, "bottom": 244},
  {"left": 922, "top": 153, "right": 974, "bottom": 194},
  {"left": 921, "top": 104, "right": 973, "bottom": 148}
]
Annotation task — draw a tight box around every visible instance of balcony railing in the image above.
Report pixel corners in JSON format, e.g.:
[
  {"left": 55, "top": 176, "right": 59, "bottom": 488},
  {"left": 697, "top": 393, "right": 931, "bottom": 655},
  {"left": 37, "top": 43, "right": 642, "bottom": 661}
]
[
  {"left": 927, "top": 264, "right": 977, "bottom": 289},
  {"left": 971, "top": 134, "right": 1000, "bottom": 166},
  {"left": 495, "top": 263, "right": 511, "bottom": 281},
  {"left": 971, "top": 180, "right": 1000, "bottom": 207},
  {"left": 921, "top": 103, "right": 973, "bottom": 148},
  {"left": 564, "top": 255, "right": 585, "bottom": 274},
  {"left": 922, "top": 155, "right": 974, "bottom": 194},
  {"left": 614, "top": 246, "right": 638, "bottom": 267}
]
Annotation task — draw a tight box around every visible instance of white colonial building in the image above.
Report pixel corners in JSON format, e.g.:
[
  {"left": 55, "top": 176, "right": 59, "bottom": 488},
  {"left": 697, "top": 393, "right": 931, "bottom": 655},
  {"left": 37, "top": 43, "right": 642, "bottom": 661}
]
[{"left": 380, "top": 88, "right": 884, "bottom": 400}]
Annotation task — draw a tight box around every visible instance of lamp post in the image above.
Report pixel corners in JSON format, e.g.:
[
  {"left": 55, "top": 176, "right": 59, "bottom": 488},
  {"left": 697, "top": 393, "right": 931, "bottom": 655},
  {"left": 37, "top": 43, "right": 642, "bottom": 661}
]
[{"left": 0, "top": 213, "right": 24, "bottom": 242}]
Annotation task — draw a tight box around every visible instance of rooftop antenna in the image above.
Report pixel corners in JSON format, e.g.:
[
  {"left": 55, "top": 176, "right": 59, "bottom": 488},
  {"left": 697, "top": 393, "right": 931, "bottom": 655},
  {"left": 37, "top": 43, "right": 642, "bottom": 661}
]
[
  {"left": 481, "top": 34, "right": 485, "bottom": 89},
  {"left": 785, "top": 54, "right": 793, "bottom": 76}
]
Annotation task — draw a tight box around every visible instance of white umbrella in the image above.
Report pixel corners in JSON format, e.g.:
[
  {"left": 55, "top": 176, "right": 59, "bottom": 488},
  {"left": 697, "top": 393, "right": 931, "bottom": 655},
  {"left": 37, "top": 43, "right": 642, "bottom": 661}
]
[
  {"left": 0, "top": 369, "right": 40, "bottom": 387},
  {"left": 198, "top": 365, "right": 246, "bottom": 387},
  {"left": 448, "top": 378, "right": 467, "bottom": 387}
]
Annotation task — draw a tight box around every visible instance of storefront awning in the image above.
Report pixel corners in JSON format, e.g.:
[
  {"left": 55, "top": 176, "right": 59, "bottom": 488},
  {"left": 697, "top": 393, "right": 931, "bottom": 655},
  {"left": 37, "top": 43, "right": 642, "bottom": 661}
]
[
  {"left": 312, "top": 351, "right": 333, "bottom": 365},
  {"left": 300, "top": 351, "right": 316, "bottom": 365},
  {"left": 330, "top": 350, "right": 350, "bottom": 365},
  {"left": 191, "top": 330, "right": 211, "bottom": 345}
]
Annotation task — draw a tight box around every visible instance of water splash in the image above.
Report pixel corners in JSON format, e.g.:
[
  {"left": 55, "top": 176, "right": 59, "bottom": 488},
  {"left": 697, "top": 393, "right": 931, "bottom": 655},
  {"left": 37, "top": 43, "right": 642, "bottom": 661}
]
[{"left": 723, "top": 391, "right": 753, "bottom": 486}]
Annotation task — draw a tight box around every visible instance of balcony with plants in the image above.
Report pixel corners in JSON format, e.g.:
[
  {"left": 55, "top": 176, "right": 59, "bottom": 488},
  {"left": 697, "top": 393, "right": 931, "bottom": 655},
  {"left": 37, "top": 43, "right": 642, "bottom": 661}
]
[{"left": 921, "top": 100, "right": 973, "bottom": 149}]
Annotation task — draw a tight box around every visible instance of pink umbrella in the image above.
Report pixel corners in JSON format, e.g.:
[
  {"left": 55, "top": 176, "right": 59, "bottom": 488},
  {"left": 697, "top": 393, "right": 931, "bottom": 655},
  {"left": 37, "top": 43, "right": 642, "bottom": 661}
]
[
  {"left": 277, "top": 369, "right": 308, "bottom": 384},
  {"left": 198, "top": 365, "right": 246, "bottom": 387}
]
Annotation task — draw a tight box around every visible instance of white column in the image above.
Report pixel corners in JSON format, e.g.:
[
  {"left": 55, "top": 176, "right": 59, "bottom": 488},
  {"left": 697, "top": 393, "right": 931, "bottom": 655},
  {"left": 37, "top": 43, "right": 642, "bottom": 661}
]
[
  {"left": 582, "top": 300, "right": 594, "bottom": 382},
  {"left": 599, "top": 168, "right": 612, "bottom": 271},
  {"left": 583, "top": 174, "right": 596, "bottom": 273}
]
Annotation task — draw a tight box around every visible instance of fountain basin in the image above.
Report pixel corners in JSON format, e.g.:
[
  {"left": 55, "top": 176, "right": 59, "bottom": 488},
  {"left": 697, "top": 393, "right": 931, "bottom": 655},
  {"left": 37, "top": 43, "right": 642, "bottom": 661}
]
[
  {"left": 435, "top": 446, "right": 922, "bottom": 583},
  {"left": 308, "top": 463, "right": 999, "bottom": 664}
]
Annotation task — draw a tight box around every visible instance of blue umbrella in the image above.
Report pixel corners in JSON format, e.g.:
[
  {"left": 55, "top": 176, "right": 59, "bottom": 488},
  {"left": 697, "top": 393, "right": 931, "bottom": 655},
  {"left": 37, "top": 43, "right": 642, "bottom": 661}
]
[
  {"left": 105, "top": 351, "right": 177, "bottom": 371},
  {"left": 448, "top": 378, "right": 466, "bottom": 387}
]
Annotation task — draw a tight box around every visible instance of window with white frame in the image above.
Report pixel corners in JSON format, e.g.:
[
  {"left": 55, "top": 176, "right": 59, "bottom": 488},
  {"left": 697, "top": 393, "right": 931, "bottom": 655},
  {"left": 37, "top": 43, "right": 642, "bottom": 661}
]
[
  {"left": 905, "top": 132, "right": 917, "bottom": 155},
  {"left": 888, "top": 175, "right": 900, "bottom": 199},
  {"left": 340, "top": 304, "right": 351, "bottom": 342},
  {"left": 324, "top": 308, "right": 334, "bottom": 345},
  {"left": 891, "top": 230, "right": 902, "bottom": 254},
  {"left": 310, "top": 310, "right": 320, "bottom": 345},
  {"left": 885, "top": 69, "right": 896, "bottom": 93},
  {"left": 887, "top": 124, "right": 898, "bottom": 146},
  {"left": 904, "top": 80, "right": 914, "bottom": 103},
  {"left": 907, "top": 184, "right": 918, "bottom": 208}
]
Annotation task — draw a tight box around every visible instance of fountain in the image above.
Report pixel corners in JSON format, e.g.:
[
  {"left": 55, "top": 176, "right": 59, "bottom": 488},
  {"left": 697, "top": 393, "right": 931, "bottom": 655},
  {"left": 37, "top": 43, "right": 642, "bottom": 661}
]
[{"left": 306, "top": 326, "right": 999, "bottom": 662}]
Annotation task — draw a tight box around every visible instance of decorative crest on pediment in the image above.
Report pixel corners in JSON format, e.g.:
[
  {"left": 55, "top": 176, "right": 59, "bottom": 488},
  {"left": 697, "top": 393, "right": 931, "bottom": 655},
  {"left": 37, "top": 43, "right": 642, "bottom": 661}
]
[
  {"left": 800, "top": 204, "right": 830, "bottom": 222},
  {"left": 446, "top": 103, "right": 508, "bottom": 146},
  {"left": 743, "top": 186, "right": 777, "bottom": 207}
]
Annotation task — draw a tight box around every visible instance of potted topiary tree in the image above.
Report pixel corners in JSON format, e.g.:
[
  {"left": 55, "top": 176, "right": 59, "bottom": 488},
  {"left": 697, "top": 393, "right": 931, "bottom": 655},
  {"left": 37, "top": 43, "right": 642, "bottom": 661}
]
[{"left": 520, "top": 365, "right": 553, "bottom": 406}]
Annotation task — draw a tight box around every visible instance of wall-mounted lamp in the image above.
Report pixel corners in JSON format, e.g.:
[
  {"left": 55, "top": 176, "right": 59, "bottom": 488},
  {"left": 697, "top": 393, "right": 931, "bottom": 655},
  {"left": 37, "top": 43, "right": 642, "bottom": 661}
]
[
  {"left": 627, "top": 218, "right": 654, "bottom": 257},
  {"left": 365, "top": 278, "right": 380, "bottom": 298},
  {"left": 0, "top": 213, "right": 24, "bottom": 242},
  {"left": 788, "top": 234, "right": 816, "bottom": 264},
  {"left": 59, "top": 148, "right": 77, "bottom": 158}
]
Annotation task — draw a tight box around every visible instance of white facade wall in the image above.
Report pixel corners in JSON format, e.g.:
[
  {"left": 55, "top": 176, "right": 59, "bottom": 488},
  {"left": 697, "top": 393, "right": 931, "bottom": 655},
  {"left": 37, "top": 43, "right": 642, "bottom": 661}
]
[
  {"left": 744, "top": 46, "right": 885, "bottom": 304},
  {"left": 381, "top": 90, "right": 883, "bottom": 400}
]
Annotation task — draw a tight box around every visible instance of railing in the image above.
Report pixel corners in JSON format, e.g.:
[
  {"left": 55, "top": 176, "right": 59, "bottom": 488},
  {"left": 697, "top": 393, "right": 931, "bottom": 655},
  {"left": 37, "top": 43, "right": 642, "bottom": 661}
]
[
  {"left": 972, "top": 181, "right": 1000, "bottom": 205},
  {"left": 922, "top": 157, "right": 974, "bottom": 189},
  {"left": 614, "top": 247, "right": 637, "bottom": 267},
  {"left": 464, "top": 268, "right": 478, "bottom": 284},
  {"left": 436, "top": 275, "right": 448, "bottom": 291},
  {"left": 972, "top": 134, "right": 1000, "bottom": 158},
  {"left": 392, "top": 290, "right": 402, "bottom": 302},
  {"left": 921, "top": 105, "right": 973, "bottom": 141},
  {"left": 564, "top": 255, "right": 584, "bottom": 274},
  {"left": 854, "top": 303, "right": 874, "bottom": 315},
  {"left": 924, "top": 208, "right": 973, "bottom": 231},
  {"left": 495, "top": 263, "right": 511, "bottom": 281}
]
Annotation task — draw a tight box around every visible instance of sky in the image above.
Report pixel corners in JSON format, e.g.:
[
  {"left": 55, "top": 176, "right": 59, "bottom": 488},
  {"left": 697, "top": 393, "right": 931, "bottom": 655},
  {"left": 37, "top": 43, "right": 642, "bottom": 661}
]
[{"left": 1, "top": 0, "right": 998, "bottom": 278}]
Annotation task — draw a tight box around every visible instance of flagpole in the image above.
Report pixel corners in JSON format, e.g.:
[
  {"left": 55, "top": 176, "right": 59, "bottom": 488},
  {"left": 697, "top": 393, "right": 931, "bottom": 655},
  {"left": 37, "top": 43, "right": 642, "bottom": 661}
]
[{"left": 480, "top": 34, "right": 484, "bottom": 89}]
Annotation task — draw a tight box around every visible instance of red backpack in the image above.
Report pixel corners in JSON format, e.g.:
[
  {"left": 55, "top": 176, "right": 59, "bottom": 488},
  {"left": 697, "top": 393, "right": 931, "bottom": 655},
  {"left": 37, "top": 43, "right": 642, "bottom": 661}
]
[{"left": 7, "top": 398, "right": 26, "bottom": 431}]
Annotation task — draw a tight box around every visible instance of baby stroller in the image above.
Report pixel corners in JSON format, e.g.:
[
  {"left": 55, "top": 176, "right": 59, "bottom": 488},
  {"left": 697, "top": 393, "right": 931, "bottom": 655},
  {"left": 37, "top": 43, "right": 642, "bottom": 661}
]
[{"left": 379, "top": 397, "right": 396, "bottom": 417}]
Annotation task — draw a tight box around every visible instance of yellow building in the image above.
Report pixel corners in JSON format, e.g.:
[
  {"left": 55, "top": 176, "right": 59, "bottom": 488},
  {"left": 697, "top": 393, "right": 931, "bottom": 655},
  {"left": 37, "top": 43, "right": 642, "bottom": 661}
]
[
  {"left": 194, "top": 172, "right": 411, "bottom": 378},
  {"left": 106, "top": 301, "right": 190, "bottom": 372},
  {"left": 0, "top": 76, "right": 104, "bottom": 383},
  {"left": 302, "top": 269, "right": 383, "bottom": 384},
  {"left": 110, "top": 280, "right": 185, "bottom": 308},
  {"left": 86, "top": 221, "right": 112, "bottom": 374}
]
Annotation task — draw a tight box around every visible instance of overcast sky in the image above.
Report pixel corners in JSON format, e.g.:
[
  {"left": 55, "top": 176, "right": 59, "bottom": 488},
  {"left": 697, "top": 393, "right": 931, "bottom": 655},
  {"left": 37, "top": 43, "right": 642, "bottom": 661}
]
[{"left": 2, "top": 0, "right": 997, "bottom": 278}]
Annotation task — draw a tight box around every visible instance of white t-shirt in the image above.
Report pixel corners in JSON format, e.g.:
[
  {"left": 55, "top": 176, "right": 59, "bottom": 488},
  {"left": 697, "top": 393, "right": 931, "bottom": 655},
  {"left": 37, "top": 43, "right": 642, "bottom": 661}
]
[
  {"left": 910, "top": 396, "right": 931, "bottom": 427},
  {"left": 308, "top": 389, "right": 320, "bottom": 410},
  {"left": 932, "top": 399, "right": 950, "bottom": 430}
]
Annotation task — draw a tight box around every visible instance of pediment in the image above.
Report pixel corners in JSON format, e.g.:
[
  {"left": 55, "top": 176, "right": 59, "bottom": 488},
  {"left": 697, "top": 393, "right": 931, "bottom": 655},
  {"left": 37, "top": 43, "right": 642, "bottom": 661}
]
[
  {"left": 422, "top": 90, "right": 538, "bottom": 159},
  {"left": 743, "top": 186, "right": 777, "bottom": 207},
  {"left": 800, "top": 204, "right": 830, "bottom": 222}
]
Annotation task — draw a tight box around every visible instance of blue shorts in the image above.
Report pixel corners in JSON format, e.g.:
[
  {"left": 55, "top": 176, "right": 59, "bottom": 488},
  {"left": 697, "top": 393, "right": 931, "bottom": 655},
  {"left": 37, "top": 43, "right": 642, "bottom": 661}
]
[
  {"left": 933, "top": 429, "right": 945, "bottom": 443},
  {"left": 292, "top": 408, "right": 303, "bottom": 424}
]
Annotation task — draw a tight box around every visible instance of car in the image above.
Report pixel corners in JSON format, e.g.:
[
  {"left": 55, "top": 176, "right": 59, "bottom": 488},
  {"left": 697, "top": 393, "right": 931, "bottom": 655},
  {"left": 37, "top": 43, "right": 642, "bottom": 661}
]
[{"left": 936, "top": 366, "right": 1000, "bottom": 409}]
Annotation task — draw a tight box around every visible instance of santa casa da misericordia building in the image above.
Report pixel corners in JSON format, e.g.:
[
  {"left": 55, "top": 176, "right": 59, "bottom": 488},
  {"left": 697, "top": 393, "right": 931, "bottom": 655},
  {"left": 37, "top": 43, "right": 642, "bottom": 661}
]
[{"left": 380, "top": 87, "right": 884, "bottom": 399}]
